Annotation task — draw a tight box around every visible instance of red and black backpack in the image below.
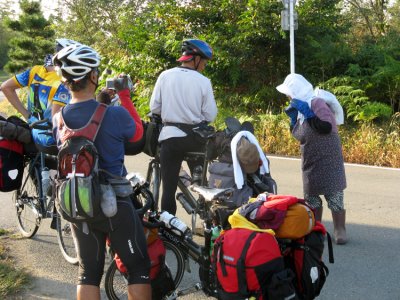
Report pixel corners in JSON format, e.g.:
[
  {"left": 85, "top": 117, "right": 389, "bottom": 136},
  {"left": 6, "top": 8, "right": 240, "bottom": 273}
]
[
  {"left": 278, "top": 222, "right": 334, "bottom": 300},
  {"left": 54, "top": 104, "right": 107, "bottom": 223}
]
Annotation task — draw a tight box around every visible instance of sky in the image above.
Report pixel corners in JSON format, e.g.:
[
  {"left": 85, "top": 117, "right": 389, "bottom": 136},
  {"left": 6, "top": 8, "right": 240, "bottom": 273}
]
[{"left": 0, "top": 0, "right": 59, "bottom": 19}]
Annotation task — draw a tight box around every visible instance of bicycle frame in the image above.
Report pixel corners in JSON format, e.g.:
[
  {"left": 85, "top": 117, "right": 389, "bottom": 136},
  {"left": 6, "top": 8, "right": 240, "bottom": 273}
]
[
  {"left": 148, "top": 210, "right": 217, "bottom": 298},
  {"left": 18, "top": 152, "right": 49, "bottom": 217},
  {"left": 146, "top": 132, "right": 216, "bottom": 232}
]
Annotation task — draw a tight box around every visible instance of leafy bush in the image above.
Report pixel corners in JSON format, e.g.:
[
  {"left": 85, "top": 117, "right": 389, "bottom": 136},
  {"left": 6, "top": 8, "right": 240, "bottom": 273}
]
[
  {"left": 321, "top": 76, "right": 393, "bottom": 123},
  {"left": 356, "top": 102, "right": 392, "bottom": 122}
]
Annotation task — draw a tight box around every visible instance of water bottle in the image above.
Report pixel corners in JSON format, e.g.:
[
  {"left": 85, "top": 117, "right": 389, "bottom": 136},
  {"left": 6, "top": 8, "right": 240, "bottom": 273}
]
[
  {"left": 41, "top": 168, "right": 51, "bottom": 196},
  {"left": 210, "top": 225, "right": 221, "bottom": 254},
  {"left": 159, "top": 211, "right": 190, "bottom": 236},
  {"left": 191, "top": 165, "right": 203, "bottom": 185},
  {"left": 100, "top": 184, "right": 117, "bottom": 217}
]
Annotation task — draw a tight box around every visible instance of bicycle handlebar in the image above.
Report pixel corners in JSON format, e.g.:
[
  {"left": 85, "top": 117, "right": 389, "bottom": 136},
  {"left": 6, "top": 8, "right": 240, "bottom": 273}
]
[
  {"left": 133, "top": 183, "right": 155, "bottom": 216},
  {"left": 30, "top": 118, "right": 52, "bottom": 130}
]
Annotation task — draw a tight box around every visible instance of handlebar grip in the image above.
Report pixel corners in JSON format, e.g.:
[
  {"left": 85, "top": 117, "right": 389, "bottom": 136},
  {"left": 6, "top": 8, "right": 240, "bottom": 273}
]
[
  {"left": 142, "top": 220, "right": 164, "bottom": 229},
  {"left": 134, "top": 185, "right": 154, "bottom": 216}
]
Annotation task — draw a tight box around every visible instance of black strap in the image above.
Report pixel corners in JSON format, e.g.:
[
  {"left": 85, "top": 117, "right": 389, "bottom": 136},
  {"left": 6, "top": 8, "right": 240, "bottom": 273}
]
[
  {"left": 164, "top": 122, "right": 200, "bottom": 135},
  {"left": 326, "top": 232, "right": 334, "bottom": 263},
  {"left": 237, "top": 231, "right": 257, "bottom": 296},
  {"left": 217, "top": 236, "right": 228, "bottom": 277},
  {"left": 33, "top": 83, "right": 43, "bottom": 119}
]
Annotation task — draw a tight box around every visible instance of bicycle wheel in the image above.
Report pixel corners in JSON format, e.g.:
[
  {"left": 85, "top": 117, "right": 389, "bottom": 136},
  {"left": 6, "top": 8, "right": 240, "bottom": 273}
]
[
  {"left": 104, "top": 240, "right": 186, "bottom": 300},
  {"left": 146, "top": 161, "right": 161, "bottom": 209},
  {"left": 104, "top": 260, "right": 128, "bottom": 300},
  {"left": 14, "top": 162, "right": 41, "bottom": 238},
  {"left": 56, "top": 213, "right": 79, "bottom": 265},
  {"left": 163, "top": 240, "right": 185, "bottom": 288}
]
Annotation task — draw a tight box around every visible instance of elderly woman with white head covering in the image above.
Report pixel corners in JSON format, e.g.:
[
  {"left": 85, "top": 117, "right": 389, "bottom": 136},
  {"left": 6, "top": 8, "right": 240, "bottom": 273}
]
[{"left": 276, "top": 73, "right": 348, "bottom": 245}]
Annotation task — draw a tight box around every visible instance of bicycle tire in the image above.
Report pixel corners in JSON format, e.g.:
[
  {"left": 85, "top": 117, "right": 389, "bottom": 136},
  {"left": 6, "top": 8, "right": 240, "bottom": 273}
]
[
  {"left": 162, "top": 239, "right": 186, "bottom": 288},
  {"left": 104, "top": 260, "right": 128, "bottom": 300},
  {"left": 14, "top": 162, "right": 41, "bottom": 238},
  {"left": 56, "top": 213, "right": 79, "bottom": 265},
  {"left": 104, "top": 240, "right": 185, "bottom": 300}
]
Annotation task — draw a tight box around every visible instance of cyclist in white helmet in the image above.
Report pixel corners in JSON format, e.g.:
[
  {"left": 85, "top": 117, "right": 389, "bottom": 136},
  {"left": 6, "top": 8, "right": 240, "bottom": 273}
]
[{"left": 52, "top": 43, "right": 151, "bottom": 300}]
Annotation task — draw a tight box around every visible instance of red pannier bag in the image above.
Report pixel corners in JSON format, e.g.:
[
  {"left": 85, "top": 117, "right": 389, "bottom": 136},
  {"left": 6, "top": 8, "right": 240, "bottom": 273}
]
[
  {"left": 213, "top": 228, "right": 297, "bottom": 300},
  {"left": 115, "top": 237, "right": 165, "bottom": 279},
  {"left": 0, "top": 139, "right": 24, "bottom": 192},
  {"left": 112, "top": 229, "right": 175, "bottom": 300}
]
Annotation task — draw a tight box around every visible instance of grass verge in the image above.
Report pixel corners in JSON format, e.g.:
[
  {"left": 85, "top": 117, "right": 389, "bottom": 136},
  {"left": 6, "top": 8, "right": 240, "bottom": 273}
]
[{"left": 0, "top": 229, "right": 31, "bottom": 298}]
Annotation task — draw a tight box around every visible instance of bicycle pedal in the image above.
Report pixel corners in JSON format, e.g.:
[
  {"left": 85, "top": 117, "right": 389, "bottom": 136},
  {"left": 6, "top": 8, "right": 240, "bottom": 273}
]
[
  {"left": 184, "top": 255, "right": 191, "bottom": 273},
  {"left": 50, "top": 216, "right": 57, "bottom": 230}
]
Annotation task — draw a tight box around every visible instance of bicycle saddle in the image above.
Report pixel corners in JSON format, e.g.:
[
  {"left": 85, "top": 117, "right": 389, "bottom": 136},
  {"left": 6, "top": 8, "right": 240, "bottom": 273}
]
[
  {"left": 190, "top": 185, "right": 234, "bottom": 202},
  {"left": 224, "top": 117, "right": 241, "bottom": 138}
]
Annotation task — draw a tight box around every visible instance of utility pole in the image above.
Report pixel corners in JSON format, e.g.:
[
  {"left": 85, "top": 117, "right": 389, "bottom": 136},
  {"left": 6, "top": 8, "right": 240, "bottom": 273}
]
[{"left": 281, "top": 0, "right": 298, "bottom": 74}]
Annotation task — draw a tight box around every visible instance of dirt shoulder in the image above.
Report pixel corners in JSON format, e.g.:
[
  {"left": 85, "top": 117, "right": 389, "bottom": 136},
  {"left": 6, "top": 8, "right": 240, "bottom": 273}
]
[{"left": 2, "top": 228, "right": 76, "bottom": 300}]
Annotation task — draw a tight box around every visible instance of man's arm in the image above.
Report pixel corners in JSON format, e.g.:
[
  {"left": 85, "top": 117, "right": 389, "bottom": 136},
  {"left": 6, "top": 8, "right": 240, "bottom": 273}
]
[
  {"left": 149, "top": 76, "right": 162, "bottom": 115},
  {"left": 201, "top": 80, "right": 217, "bottom": 122},
  {"left": 0, "top": 78, "right": 30, "bottom": 119},
  {"left": 51, "top": 103, "right": 64, "bottom": 118},
  {"left": 118, "top": 89, "right": 143, "bottom": 142}
]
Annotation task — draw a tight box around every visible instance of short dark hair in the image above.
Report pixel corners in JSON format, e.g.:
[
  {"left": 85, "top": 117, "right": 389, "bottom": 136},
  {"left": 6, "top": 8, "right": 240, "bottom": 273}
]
[
  {"left": 96, "top": 90, "right": 111, "bottom": 105},
  {"left": 62, "top": 70, "right": 91, "bottom": 92}
]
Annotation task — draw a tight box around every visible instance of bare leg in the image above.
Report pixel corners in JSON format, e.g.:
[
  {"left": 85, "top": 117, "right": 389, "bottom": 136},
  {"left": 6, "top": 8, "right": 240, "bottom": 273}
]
[
  {"left": 128, "top": 283, "right": 152, "bottom": 300},
  {"left": 77, "top": 284, "right": 100, "bottom": 300}
]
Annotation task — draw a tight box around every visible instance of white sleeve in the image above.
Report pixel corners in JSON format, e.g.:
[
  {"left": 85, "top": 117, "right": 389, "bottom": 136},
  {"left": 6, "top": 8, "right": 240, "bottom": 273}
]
[
  {"left": 150, "top": 75, "right": 162, "bottom": 115},
  {"left": 201, "top": 79, "right": 217, "bottom": 122}
]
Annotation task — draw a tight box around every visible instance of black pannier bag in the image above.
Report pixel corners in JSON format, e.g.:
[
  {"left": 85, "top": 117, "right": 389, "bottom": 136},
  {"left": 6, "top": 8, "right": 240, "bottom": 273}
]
[
  {"left": 142, "top": 115, "right": 162, "bottom": 157},
  {"left": 0, "top": 138, "right": 24, "bottom": 192}
]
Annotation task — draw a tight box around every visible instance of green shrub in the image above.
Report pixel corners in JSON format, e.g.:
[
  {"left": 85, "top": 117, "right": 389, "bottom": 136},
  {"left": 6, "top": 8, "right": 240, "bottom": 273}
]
[{"left": 356, "top": 101, "right": 392, "bottom": 122}]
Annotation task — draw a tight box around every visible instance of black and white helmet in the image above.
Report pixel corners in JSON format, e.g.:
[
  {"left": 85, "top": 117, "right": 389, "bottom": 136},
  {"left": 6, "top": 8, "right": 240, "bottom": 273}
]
[
  {"left": 53, "top": 44, "right": 101, "bottom": 81},
  {"left": 55, "top": 38, "right": 80, "bottom": 52}
]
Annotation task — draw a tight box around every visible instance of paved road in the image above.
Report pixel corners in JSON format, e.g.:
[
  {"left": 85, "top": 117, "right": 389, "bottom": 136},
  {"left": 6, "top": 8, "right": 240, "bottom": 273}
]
[{"left": 0, "top": 154, "right": 399, "bottom": 299}]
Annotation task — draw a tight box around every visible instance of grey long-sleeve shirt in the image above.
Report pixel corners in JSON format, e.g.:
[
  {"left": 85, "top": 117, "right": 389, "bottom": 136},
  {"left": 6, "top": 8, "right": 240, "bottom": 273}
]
[{"left": 150, "top": 67, "right": 217, "bottom": 142}]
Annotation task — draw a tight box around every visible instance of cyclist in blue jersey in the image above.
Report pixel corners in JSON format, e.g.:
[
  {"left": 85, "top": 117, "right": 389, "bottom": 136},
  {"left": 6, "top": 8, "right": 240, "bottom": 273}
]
[{"left": 0, "top": 39, "right": 78, "bottom": 147}]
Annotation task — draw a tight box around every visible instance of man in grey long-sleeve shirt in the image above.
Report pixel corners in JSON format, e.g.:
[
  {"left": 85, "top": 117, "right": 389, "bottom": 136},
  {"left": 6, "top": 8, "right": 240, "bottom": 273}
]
[{"left": 150, "top": 39, "right": 217, "bottom": 214}]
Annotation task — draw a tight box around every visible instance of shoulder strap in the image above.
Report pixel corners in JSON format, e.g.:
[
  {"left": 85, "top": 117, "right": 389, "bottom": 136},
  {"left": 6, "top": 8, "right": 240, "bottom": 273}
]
[
  {"left": 58, "top": 103, "right": 108, "bottom": 144},
  {"left": 33, "top": 83, "right": 43, "bottom": 119},
  {"left": 86, "top": 103, "right": 108, "bottom": 141},
  {"left": 237, "top": 231, "right": 257, "bottom": 296}
]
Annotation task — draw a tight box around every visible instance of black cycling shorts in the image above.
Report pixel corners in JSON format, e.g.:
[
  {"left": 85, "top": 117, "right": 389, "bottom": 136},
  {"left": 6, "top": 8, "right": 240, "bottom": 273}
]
[{"left": 72, "top": 198, "right": 150, "bottom": 286}]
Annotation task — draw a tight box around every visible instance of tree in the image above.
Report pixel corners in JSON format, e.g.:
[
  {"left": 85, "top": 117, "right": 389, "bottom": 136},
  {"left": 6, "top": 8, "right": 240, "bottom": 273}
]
[
  {"left": 51, "top": 0, "right": 400, "bottom": 114},
  {"left": 4, "top": 0, "right": 55, "bottom": 73},
  {"left": 0, "top": 6, "right": 12, "bottom": 70},
  {"left": 344, "top": 0, "right": 390, "bottom": 40}
]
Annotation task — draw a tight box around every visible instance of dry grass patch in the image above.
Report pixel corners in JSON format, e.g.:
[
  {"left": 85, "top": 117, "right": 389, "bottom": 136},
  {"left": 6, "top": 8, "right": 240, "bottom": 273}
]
[
  {"left": 0, "top": 230, "right": 31, "bottom": 298},
  {"left": 257, "top": 113, "right": 400, "bottom": 168}
]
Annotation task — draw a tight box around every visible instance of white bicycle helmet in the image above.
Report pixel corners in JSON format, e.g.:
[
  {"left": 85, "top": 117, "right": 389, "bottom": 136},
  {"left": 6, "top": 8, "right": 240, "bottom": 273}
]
[
  {"left": 55, "top": 38, "right": 80, "bottom": 52},
  {"left": 53, "top": 44, "right": 101, "bottom": 81}
]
